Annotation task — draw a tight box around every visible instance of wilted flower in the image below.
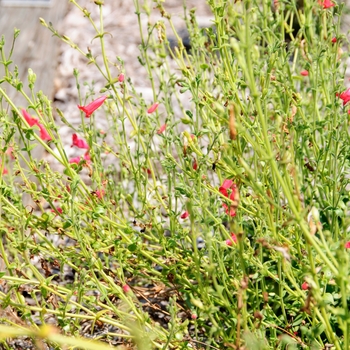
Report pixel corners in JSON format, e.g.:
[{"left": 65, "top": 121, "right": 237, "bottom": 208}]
[
  {"left": 78, "top": 96, "right": 107, "bottom": 117},
  {"left": 193, "top": 158, "right": 198, "bottom": 171},
  {"left": 180, "top": 211, "right": 189, "bottom": 219},
  {"left": 157, "top": 124, "right": 166, "bottom": 134},
  {"left": 95, "top": 189, "right": 105, "bottom": 199},
  {"left": 147, "top": 102, "right": 159, "bottom": 114},
  {"left": 219, "top": 179, "right": 239, "bottom": 217},
  {"left": 300, "top": 70, "right": 309, "bottom": 76},
  {"left": 339, "top": 88, "right": 350, "bottom": 105},
  {"left": 72, "top": 134, "right": 89, "bottom": 149}
]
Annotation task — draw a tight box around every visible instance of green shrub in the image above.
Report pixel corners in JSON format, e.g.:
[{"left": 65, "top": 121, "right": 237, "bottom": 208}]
[{"left": 0, "top": 0, "right": 349, "bottom": 349}]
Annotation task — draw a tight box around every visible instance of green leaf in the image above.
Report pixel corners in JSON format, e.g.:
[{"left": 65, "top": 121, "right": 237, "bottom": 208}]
[
  {"left": 181, "top": 118, "right": 192, "bottom": 125},
  {"left": 128, "top": 243, "right": 137, "bottom": 252},
  {"left": 312, "top": 323, "right": 325, "bottom": 337}
]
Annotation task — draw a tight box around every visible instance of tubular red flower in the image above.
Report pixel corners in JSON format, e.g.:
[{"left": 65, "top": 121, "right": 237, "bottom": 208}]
[
  {"left": 219, "top": 179, "right": 239, "bottom": 217},
  {"left": 147, "top": 102, "right": 159, "bottom": 114},
  {"left": 300, "top": 70, "right": 309, "bottom": 76},
  {"left": 222, "top": 203, "right": 237, "bottom": 217},
  {"left": 118, "top": 73, "right": 125, "bottom": 83},
  {"left": 345, "top": 241, "right": 350, "bottom": 249},
  {"left": 72, "top": 134, "right": 89, "bottom": 149},
  {"left": 84, "top": 152, "right": 91, "bottom": 163},
  {"left": 38, "top": 123, "right": 52, "bottom": 141},
  {"left": 22, "top": 110, "right": 51, "bottom": 141},
  {"left": 122, "top": 284, "right": 131, "bottom": 293},
  {"left": 78, "top": 96, "right": 107, "bottom": 118},
  {"left": 339, "top": 88, "right": 350, "bottom": 106},
  {"left": 319, "top": 0, "right": 335, "bottom": 8},
  {"left": 51, "top": 207, "right": 63, "bottom": 215},
  {"left": 157, "top": 124, "right": 166, "bottom": 134},
  {"left": 219, "top": 179, "right": 234, "bottom": 197},
  {"left": 22, "top": 109, "right": 39, "bottom": 127},
  {"left": 6, "top": 147, "right": 15, "bottom": 160},
  {"left": 226, "top": 234, "right": 237, "bottom": 246},
  {"left": 1, "top": 163, "right": 8, "bottom": 175},
  {"left": 95, "top": 189, "right": 105, "bottom": 199},
  {"left": 180, "top": 211, "right": 189, "bottom": 219},
  {"left": 301, "top": 282, "right": 309, "bottom": 290},
  {"left": 69, "top": 156, "right": 81, "bottom": 164}
]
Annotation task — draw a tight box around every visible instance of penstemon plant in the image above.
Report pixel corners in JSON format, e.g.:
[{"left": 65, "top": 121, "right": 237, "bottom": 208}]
[{"left": 0, "top": 0, "right": 350, "bottom": 349}]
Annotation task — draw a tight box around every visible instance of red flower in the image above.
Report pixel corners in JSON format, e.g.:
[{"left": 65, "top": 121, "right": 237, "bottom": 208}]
[
  {"left": 69, "top": 156, "right": 81, "bottom": 164},
  {"left": 301, "top": 282, "right": 309, "bottom": 290},
  {"left": 22, "top": 110, "right": 51, "bottom": 141},
  {"left": 219, "top": 179, "right": 239, "bottom": 217},
  {"left": 339, "top": 88, "right": 350, "bottom": 105},
  {"left": 22, "top": 109, "right": 39, "bottom": 126},
  {"left": 6, "top": 147, "right": 15, "bottom": 160},
  {"left": 300, "top": 70, "right": 309, "bottom": 76},
  {"left": 122, "top": 284, "right": 131, "bottom": 293},
  {"left": 118, "top": 73, "right": 125, "bottom": 83},
  {"left": 51, "top": 207, "right": 63, "bottom": 215},
  {"left": 78, "top": 96, "right": 107, "bottom": 118},
  {"left": 144, "top": 167, "right": 152, "bottom": 175},
  {"left": 331, "top": 37, "right": 337, "bottom": 43},
  {"left": 1, "top": 163, "right": 8, "bottom": 175},
  {"left": 72, "top": 134, "right": 89, "bottom": 149},
  {"left": 226, "top": 233, "right": 237, "bottom": 246},
  {"left": 319, "top": 0, "right": 335, "bottom": 8},
  {"left": 84, "top": 152, "right": 91, "bottom": 163},
  {"left": 69, "top": 154, "right": 91, "bottom": 165},
  {"left": 157, "top": 124, "right": 166, "bottom": 134},
  {"left": 191, "top": 314, "right": 197, "bottom": 320},
  {"left": 193, "top": 158, "right": 198, "bottom": 171},
  {"left": 345, "top": 241, "right": 350, "bottom": 249},
  {"left": 96, "top": 189, "right": 105, "bottom": 199},
  {"left": 147, "top": 102, "right": 159, "bottom": 114},
  {"left": 38, "top": 123, "right": 51, "bottom": 141},
  {"left": 180, "top": 211, "right": 189, "bottom": 219}
]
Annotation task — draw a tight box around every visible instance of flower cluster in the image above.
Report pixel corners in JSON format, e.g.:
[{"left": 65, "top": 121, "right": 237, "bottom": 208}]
[
  {"left": 219, "top": 179, "right": 239, "bottom": 217},
  {"left": 70, "top": 96, "right": 107, "bottom": 163}
]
